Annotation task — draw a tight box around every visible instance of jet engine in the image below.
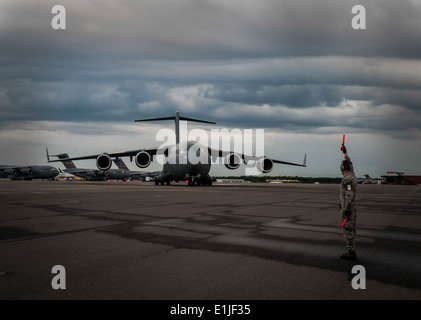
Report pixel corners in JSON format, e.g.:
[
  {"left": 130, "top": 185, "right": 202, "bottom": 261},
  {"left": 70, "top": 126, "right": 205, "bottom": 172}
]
[
  {"left": 256, "top": 158, "right": 273, "bottom": 173},
  {"left": 96, "top": 154, "right": 112, "bottom": 171},
  {"left": 87, "top": 171, "right": 98, "bottom": 178},
  {"left": 20, "top": 168, "right": 32, "bottom": 175},
  {"left": 135, "top": 151, "right": 151, "bottom": 168},
  {"left": 224, "top": 153, "right": 242, "bottom": 170},
  {"left": 4, "top": 169, "right": 16, "bottom": 176}
]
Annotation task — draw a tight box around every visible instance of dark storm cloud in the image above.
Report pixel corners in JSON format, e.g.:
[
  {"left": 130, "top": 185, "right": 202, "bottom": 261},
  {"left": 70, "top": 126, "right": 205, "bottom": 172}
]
[
  {"left": 1, "top": 57, "right": 420, "bottom": 132},
  {"left": 0, "top": 0, "right": 421, "bottom": 135},
  {"left": 3, "top": 0, "right": 421, "bottom": 60}
]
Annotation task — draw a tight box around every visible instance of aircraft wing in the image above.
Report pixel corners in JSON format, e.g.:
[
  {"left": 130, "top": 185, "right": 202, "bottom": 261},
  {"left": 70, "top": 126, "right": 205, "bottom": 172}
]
[
  {"left": 272, "top": 155, "right": 307, "bottom": 167},
  {"left": 208, "top": 148, "right": 307, "bottom": 168},
  {"left": 47, "top": 148, "right": 159, "bottom": 163}
]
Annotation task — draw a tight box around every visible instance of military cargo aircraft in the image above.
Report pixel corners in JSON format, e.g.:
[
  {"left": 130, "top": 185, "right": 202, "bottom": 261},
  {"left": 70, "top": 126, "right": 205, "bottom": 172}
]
[
  {"left": 358, "top": 174, "right": 383, "bottom": 184},
  {"left": 0, "top": 164, "right": 59, "bottom": 180},
  {"left": 113, "top": 158, "right": 160, "bottom": 181},
  {"left": 47, "top": 111, "right": 306, "bottom": 186},
  {"left": 47, "top": 150, "right": 131, "bottom": 181}
]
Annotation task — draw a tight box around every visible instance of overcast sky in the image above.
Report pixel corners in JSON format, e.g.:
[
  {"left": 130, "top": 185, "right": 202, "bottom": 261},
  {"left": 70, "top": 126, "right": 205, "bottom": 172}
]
[{"left": 1, "top": 0, "right": 421, "bottom": 178}]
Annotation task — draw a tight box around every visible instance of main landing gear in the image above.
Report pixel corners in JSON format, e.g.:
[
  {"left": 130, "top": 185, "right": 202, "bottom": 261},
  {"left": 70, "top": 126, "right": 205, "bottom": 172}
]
[
  {"left": 186, "top": 176, "right": 212, "bottom": 186},
  {"left": 153, "top": 175, "right": 213, "bottom": 186},
  {"left": 155, "top": 179, "right": 171, "bottom": 186}
]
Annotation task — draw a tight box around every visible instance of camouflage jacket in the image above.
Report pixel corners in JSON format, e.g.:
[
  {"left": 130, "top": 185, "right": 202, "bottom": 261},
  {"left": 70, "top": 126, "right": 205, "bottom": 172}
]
[{"left": 340, "top": 156, "right": 357, "bottom": 212}]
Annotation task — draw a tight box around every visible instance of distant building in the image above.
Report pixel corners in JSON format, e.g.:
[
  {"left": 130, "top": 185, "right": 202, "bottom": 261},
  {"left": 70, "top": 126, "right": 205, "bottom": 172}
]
[
  {"left": 266, "top": 179, "right": 300, "bottom": 183},
  {"left": 381, "top": 172, "right": 421, "bottom": 185},
  {"left": 216, "top": 179, "right": 246, "bottom": 183}
]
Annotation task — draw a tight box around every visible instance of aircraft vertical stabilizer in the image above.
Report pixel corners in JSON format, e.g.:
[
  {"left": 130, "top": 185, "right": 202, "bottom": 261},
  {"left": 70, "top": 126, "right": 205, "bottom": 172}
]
[{"left": 134, "top": 111, "right": 216, "bottom": 144}]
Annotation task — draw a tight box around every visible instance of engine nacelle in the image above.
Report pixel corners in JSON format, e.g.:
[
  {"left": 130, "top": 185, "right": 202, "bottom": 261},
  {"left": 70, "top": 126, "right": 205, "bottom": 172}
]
[
  {"left": 96, "top": 154, "right": 112, "bottom": 171},
  {"left": 135, "top": 151, "right": 151, "bottom": 168},
  {"left": 87, "top": 171, "right": 98, "bottom": 178},
  {"left": 224, "top": 153, "right": 242, "bottom": 170},
  {"left": 4, "top": 169, "right": 17, "bottom": 176},
  {"left": 256, "top": 158, "right": 273, "bottom": 174},
  {"left": 20, "top": 168, "right": 32, "bottom": 175}
]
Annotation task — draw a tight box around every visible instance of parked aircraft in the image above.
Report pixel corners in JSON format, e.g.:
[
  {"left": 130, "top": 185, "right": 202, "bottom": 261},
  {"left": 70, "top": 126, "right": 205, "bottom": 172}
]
[
  {"left": 358, "top": 174, "right": 382, "bottom": 184},
  {"left": 0, "top": 165, "right": 59, "bottom": 180},
  {"left": 46, "top": 150, "right": 131, "bottom": 181},
  {"left": 113, "top": 158, "right": 160, "bottom": 181},
  {"left": 47, "top": 111, "right": 306, "bottom": 186}
]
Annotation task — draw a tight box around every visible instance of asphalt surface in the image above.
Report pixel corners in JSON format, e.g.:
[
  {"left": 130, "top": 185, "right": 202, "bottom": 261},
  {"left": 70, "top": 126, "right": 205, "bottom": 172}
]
[{"left": 1, "top": 180, "right": 421, "bottom": 300}]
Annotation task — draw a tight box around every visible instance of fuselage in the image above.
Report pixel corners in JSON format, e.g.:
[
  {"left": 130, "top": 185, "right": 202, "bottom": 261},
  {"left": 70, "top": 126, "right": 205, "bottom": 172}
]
[{"left": 161, "top": 141, "right": 211, "bottom": 182}]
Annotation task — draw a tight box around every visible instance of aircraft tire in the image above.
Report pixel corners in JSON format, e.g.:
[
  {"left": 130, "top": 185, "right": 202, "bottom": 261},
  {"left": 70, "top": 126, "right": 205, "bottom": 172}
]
[{"left": 205, "top": 175, "right": 212, "bottom": 186}]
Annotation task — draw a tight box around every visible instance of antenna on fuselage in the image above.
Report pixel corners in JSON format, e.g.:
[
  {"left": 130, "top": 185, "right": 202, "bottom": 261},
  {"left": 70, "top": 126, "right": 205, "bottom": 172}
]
[{"left": 134, "top": 111, "right": 216, "bottom": 144}]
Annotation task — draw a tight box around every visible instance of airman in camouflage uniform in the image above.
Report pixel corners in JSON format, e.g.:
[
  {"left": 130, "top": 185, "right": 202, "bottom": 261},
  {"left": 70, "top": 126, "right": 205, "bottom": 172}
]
[{"left": 339, "top": 144, "right": 357, "bottom": 260}]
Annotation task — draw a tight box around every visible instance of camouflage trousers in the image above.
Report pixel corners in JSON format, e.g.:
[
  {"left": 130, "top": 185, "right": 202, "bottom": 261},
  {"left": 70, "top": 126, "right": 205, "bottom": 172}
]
[{"left": 341, "top": 209, "right": 357, "bottom": 252}]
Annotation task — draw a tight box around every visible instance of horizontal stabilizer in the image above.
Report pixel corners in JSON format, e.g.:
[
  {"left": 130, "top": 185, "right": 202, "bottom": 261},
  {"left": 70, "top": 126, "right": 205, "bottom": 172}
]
[
  {"left": 178, "top": 116, "right": 216, "bottom": 124},
  {"left": 134, "top": 116, "right": 215, "bottom": 124},
  {"left": 134, "top": 116, "right": 174, "bottom": 122}
]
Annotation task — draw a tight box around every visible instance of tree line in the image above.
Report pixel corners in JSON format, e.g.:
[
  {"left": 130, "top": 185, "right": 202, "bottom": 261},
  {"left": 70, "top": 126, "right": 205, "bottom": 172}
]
[{"left": 214, "top": 176, "right": 342, "bottom": 184}]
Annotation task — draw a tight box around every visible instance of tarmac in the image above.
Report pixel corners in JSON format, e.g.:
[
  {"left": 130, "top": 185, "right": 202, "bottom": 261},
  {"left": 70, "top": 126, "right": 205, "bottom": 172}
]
[{"left": 1, "top": 179, "right": 421, "bottom": 300}]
